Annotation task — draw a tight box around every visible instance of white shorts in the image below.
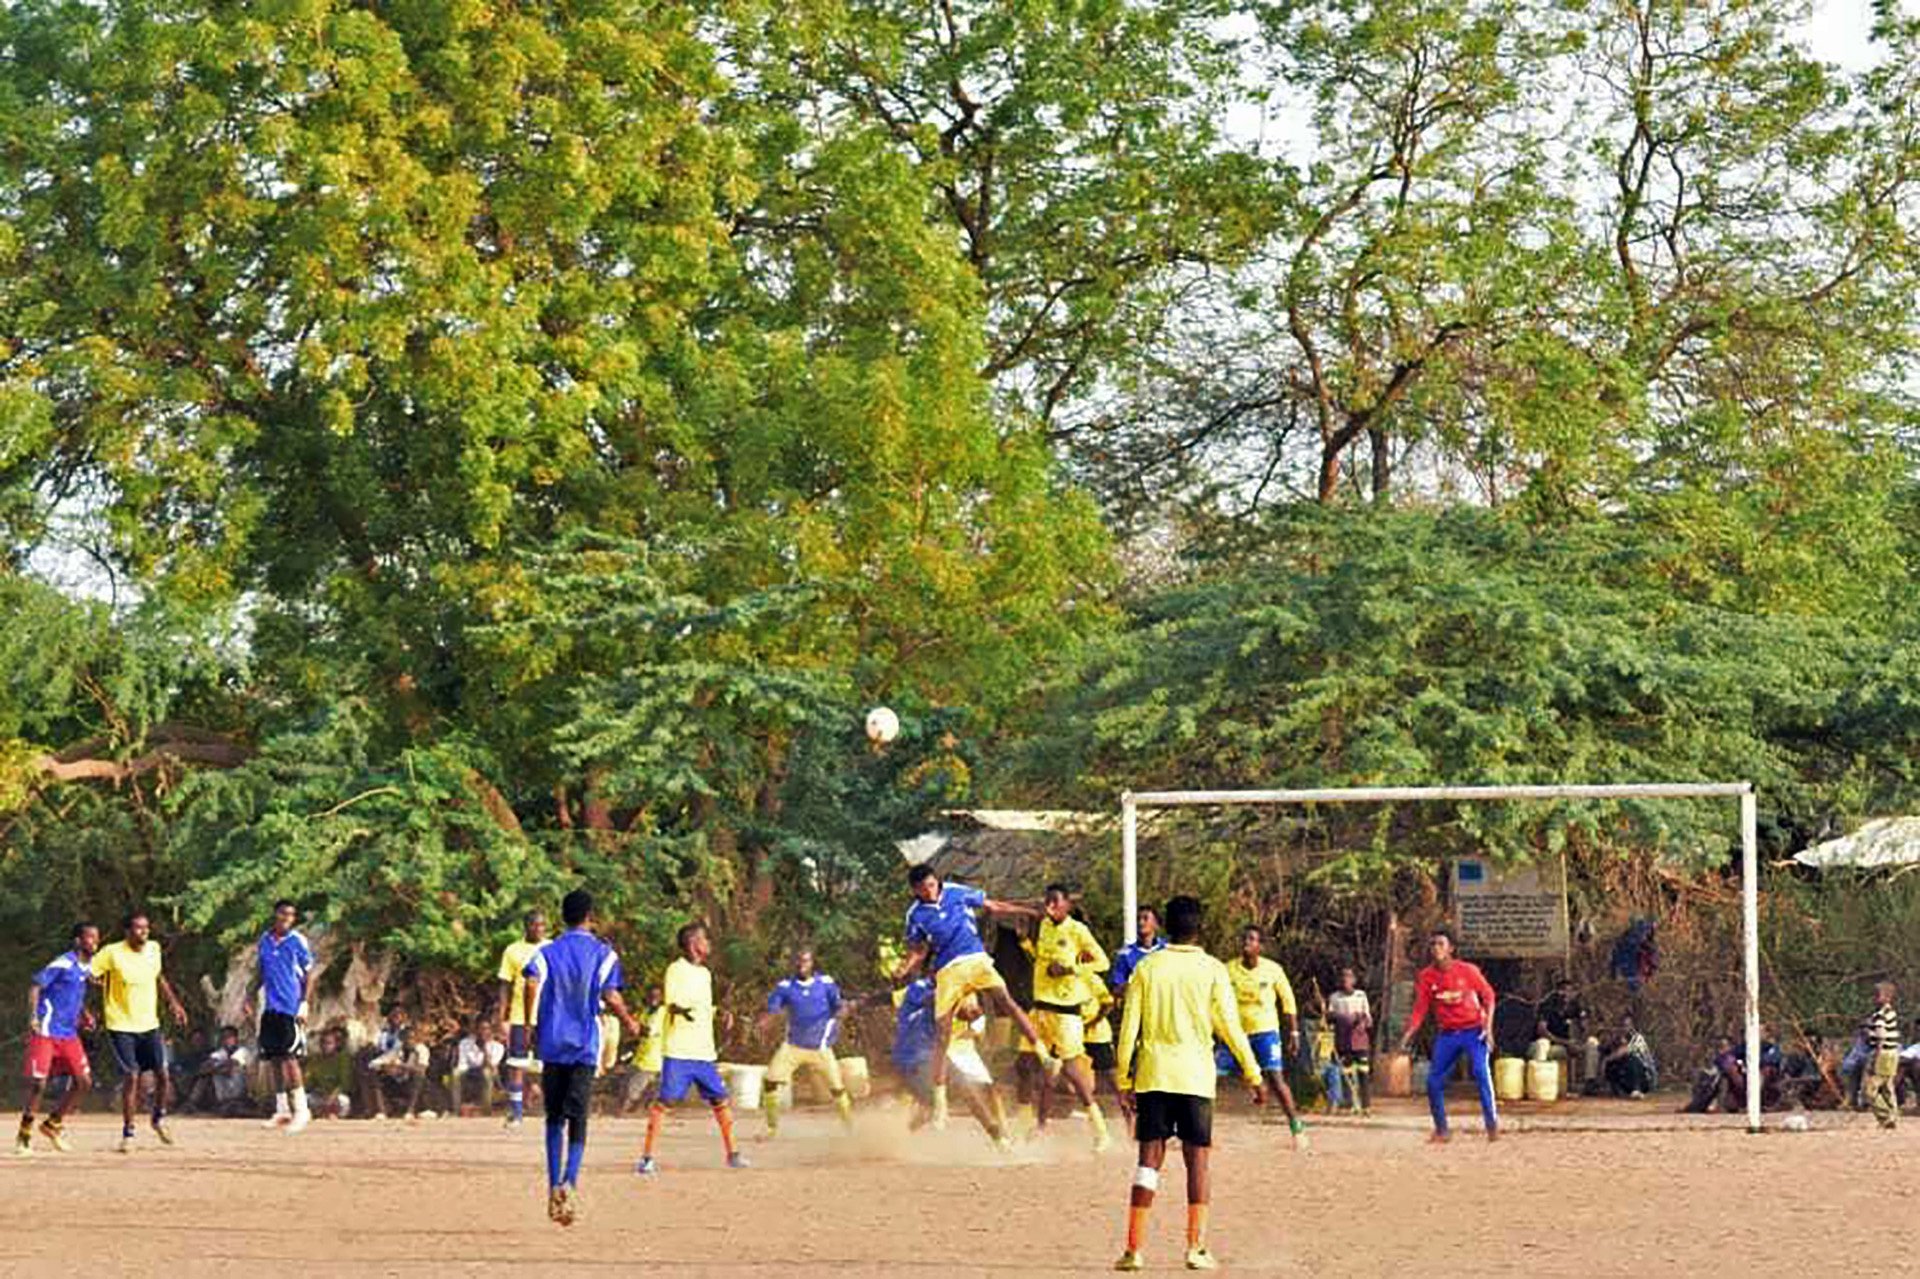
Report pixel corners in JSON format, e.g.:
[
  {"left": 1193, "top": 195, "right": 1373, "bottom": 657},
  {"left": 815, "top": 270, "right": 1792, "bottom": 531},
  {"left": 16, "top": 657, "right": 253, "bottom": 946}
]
[{"left": 946, "top": 1043, "right": 992, "bottom": 1088}]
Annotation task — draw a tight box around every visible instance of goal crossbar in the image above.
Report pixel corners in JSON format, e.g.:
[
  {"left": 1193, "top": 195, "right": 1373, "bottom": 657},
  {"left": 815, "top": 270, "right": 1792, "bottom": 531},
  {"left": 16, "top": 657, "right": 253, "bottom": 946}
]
[{"left": 1118, "top": 781, "right": 1763, "bottom": 1133}]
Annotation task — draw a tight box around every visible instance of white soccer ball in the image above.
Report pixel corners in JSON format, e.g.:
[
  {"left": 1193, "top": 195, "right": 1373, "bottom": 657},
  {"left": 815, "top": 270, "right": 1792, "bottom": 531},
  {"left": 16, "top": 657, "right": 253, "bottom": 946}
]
[
  {"left": 865, "top": 706, "right": 900, "bottom": 744},
  {"left": 1782, "top": 1113, "right": 1809, "bottom": 1132}
]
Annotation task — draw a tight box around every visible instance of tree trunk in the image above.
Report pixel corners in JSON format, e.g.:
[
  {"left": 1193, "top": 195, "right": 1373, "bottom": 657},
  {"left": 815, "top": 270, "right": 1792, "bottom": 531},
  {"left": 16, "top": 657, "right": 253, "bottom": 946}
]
[{"left": 1369, "top": 427, "right": 1391, "bottom": 502}]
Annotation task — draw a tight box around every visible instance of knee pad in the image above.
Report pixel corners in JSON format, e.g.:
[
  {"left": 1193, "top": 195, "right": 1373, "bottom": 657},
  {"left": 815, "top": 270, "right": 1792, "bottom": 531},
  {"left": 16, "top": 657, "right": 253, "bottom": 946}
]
[{"left": 1133, "top": 1165, "right": 1160, "bottom": 1192}]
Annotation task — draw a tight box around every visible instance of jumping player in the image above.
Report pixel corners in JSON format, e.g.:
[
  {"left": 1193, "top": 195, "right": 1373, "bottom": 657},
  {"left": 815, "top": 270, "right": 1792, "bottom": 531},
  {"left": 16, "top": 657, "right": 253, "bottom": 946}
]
[
  {"left": 251, "top": 899, "right": 317, "bottom": 1133},
  {"left": 16, "top": 923, "right": 99, "bottom": 1156},
  {"left": 91, "top": 910, "right": 188, "bottom": 1153},
  {"left": 497, "top": 909, "right": 548, "bottom": 1127},
  {"left": 1024, "top": 884, "right": 1112, "bottom": 1150},
  {"left": 1114, "top": 895, "right": 1263, "bottom": 1273},
  {"left": 1223, "top": 925, "right": 1307, "bottom": 1149},
  {"left": 892, "top": 980, "right": 1006, "bottom": 1145},
  {"left": 758, "top": 947, "right": 854, "bottom": 1134},
  {"left": 894, "top": 863, "right": 1042, "bottom": 1129},
  {"left": 522, "top": 889, "right": 638, "bottom": 1226},
  {"left": 1397, "top": 927, "right": 1499, "bottom": 1143},
  {"left": 638, "top": 922, "right": 747, "bottom": 1174}
]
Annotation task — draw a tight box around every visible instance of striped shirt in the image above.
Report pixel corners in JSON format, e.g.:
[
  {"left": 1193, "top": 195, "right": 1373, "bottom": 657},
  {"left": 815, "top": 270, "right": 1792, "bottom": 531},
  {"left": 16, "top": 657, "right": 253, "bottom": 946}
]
[{"left": 1866, "top": 1004, "right": 1901, "bottom": 1052}]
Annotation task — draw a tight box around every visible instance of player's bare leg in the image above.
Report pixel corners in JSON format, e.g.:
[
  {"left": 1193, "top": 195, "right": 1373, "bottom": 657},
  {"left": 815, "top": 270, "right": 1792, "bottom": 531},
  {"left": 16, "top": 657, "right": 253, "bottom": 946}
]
[
  {"left": 15, "top": 1078, "right": 46, "bottom": 1155},
  {"left": 929, "top": 1013, "right": 954, "bottom": 1128},
  {"left": 1180, "top": 1143, "right": 1216, "bottom": 1267},
  {"left": 1263, "top": 1069, "right": 1307, "bottom": 1149},
  {"left": 986, "top": 987, "right": 1042, "bottom": 1049}
]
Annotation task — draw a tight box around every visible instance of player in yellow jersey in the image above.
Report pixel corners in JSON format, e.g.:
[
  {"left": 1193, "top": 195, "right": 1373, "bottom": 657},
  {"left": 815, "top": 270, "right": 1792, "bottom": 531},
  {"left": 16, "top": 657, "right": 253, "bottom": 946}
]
[
  {"left": 1020, "top": 885, "right": 1112, "bottom": 1151},
  {"left": 496, "top": 909, "right": 547, "bottom": 1126},
  {"left": 638, "top": 923, "right": 746, "bottom": 1174},
  {"left": 1083, "top": 985, "right": 1129, "bottom": 1127},
  {"left": 1115, "top": 895, "right": 1262, "bottom": 1272},
  {"left": 1223, "top": 925, "right": 1307, "bottom": 1149},
  {"left": 92, "top": 911, "right": 189, "bottom": 1153}
]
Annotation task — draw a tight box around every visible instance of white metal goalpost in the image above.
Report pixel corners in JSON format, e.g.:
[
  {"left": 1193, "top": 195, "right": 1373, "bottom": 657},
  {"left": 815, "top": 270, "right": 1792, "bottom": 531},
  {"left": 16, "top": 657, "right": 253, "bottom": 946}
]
[{"left": 1118, "top": 782, "right": 1763, "bottom": 1132}]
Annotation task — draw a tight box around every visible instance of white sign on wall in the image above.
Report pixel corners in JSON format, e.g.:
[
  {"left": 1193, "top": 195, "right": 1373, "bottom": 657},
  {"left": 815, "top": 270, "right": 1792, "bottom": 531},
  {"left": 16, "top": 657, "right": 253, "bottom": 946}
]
[{"left": 1451, "top": 856, "right": 1568, "bottom": 959}]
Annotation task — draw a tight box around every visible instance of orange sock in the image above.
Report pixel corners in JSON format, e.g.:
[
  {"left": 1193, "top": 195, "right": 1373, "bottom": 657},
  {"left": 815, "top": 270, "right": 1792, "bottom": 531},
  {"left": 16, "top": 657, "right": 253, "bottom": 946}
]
[
  {"left": 714, "top": 1101, "right": 737, "bottom": 1156},
  {"left": 1126, "top": 1205, "right": 1151, "bottom": 1252},
  {"left": 1187, "top": 1203, "right": 1209, "bottom": 1248},
  {"left": 644, "top": 1103, "right": 664, "bottom": 1157}
]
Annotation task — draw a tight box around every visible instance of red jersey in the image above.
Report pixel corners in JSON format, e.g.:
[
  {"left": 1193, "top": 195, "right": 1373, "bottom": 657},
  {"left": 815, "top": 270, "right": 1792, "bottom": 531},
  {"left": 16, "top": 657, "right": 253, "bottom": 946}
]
[{"left": 1408, "top": 960, "right": 1495, "bottom": 1034}]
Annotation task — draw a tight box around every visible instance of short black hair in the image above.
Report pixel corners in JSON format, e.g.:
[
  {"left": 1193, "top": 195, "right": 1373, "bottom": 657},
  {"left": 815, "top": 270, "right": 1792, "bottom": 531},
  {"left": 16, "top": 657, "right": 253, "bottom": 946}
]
[
  {"left": 525, "top": 908, "right": 547, "bottom": 925},
  {"left": 561, "top": 889, "right": 593, "bottom": 926},
  {"left": 1241, "top": 924, "right": 1262, "bottom": 940},
  {"left": 907, "top": 863, "right": 937, "bottom": 887},
  {"left": 71, "top": 921, "right": 96, "bottom": 942},
  {"left": 1137, "top": 906, "right": 1160, "bottom": 924},
  {"left": 123, "top": 910, "right": 148, "bottom": 931},
  {"left": 272, "top": 898, "right": 295, "bottom": 913},
  {"left": 219, "top": 1024, "right": 238, "bottom": 1036},
  {"left": 1166, "top": 895, "right": 1203, "bottom": 943},
  {"left": 1044, "top": 883, "right": 1071, "bottom": 902},
  {"left": 677, "top": 921, "right": 707, "bottom": 953},
  {"left": 1430, "top": 925, "right": 1456, "bottom": 946}
]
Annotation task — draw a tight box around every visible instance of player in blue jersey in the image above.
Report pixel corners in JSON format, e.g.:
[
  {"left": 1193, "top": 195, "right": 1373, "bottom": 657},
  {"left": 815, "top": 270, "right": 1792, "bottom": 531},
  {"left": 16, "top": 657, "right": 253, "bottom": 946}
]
[
  {"left": 1109, "top": 906, "right": 1167, "bottom": 993},
  {"left": 890, "top": 976, "right": 1004, "bottom": 1144},
  {"left": 894, "top": 863, "right": 1042, "bottom": 1129},
  {"left": 247, "top": 900, "right": 318, "bottom": 1133},
  {"left": 16, "top": 923, "right": 99, "bottom": 1156},
  {"left": 758, "top": 948, "right": 854, "bottom": 1135},
  {"left": 522, "top": 889, "right": 639, "bottom": 1226}
]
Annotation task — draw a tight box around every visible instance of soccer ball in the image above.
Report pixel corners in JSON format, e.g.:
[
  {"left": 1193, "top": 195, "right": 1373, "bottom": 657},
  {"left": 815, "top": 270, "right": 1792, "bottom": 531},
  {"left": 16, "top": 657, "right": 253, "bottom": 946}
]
[
  {"left": 865, "top": 706, "right": 900, "bottom": 744},
  {"left": 1782, "top": 1113, "right": 1809, "bottom": 1132}
]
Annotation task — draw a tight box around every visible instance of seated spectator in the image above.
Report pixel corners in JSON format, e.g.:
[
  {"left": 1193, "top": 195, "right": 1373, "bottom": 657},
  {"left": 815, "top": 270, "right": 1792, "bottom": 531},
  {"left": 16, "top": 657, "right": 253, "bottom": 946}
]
[
  {"left": 366, "top": 1025, "right": 430, "bottom": 1120},
  {"left": 1682, "top": 1036, "right": 1738, "bottom": 1113},
  {"left": 1742, "top": 1023, "right": 1785, "bottom": 1110},
  {"left": 1780, "top": 1033, "right": 1841, "bottom": 1110},
  {"left": 170, "top": 1028, "right": 212, "bottom": 1103},
  {"left": 454, "top": 1019, "right": 504, "bottom": 1115},
  {"left": 1601, "top": 1014, "right": 1656, "bottom": 1099},
  {"left": 305, "top": 1027, "right": 355, "bottom": 1119},
  {"left": 1538, "top": 979, "right": 1593, "bottom": 1087},
  {"left": 1842, "top": 1027, "right": 1872, "bottom": 1109},
  {"left": 185, "top": 1026, "right": 257, "bottom": 1116}
]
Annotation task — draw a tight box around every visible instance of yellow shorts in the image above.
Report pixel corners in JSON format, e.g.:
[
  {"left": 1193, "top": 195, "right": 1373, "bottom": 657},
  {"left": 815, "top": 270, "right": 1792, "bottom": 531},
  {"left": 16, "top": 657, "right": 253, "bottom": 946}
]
[
  {"left": 1033, "top": 1008, "right": 1086, "bottom": 1063},
  {"left": 933, "top": 953, "right": 1007, "bottom": 1019},
  {"left": 766, "top": 1042, "right": 844, "bottom": 1091}
]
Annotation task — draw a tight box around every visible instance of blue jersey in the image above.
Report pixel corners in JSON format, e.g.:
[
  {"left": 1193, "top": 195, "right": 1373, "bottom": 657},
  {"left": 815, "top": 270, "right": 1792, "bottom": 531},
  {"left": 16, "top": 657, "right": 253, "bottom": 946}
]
[
  {"left": 891, "top": 978, "right": 936, "bottom": 1071},
  {"left": 767, "top": 974, "right": 842, "bottom": 1050},
  {"left": 32, "top": 950, "right": 90, "bottom": 1038},
  {"left": 525, "top": 929, "right": 624, "bottom": 1067},
  {"left": 258, "top": 929, "right": 315, "bottom": 1017},
  {"left": 1109, "top": 937, "right": 1167, "bottom": 992},
  {"left": 904, "top": 883, "right": 988, "bottom": 972}
]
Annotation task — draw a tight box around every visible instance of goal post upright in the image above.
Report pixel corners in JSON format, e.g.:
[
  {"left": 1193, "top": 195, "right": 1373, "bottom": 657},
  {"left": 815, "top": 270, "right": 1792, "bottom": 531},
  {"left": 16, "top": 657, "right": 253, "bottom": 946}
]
[{"left": 1117, "top": 779, "right": 1762, "bottom": 1133}]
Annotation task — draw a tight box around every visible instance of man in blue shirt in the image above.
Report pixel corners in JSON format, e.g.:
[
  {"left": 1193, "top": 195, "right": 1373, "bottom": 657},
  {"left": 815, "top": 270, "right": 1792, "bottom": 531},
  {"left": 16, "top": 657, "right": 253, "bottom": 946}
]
[
  {"left": 248, "top": 899, "right": 317, "bottom": 1133},
  {"left": 894, "top": 863, "right": 1041, "bottom": 1128},
  {"left": 16, "top": 922, "right": 99, "bottom": 1156},
  {"left": 758, "top": 948, "right": 853, "bottom": 1135},
  {"left": 523, "top": 889, "right": 637, "bottom": 1227},
  {"left": 1109, "top": 906, "right": 1168, "bottom": 992}
]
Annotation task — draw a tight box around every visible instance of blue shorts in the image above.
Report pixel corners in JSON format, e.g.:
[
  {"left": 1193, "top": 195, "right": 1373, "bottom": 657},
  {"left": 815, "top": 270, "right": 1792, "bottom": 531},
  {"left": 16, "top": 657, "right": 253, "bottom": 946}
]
[
  {"left": 658, "top": 1057, "right": 728, "bottom": 1105},
  {"left": 1217, "top": 1031, "right": 1285, "bottom": 1075}
]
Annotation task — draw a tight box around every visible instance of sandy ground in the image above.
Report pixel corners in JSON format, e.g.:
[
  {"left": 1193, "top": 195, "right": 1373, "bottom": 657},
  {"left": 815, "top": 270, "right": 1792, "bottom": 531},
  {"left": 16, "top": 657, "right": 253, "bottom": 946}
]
[{"left": 3, "top": 1096, "right": 1916, "bottom": 1276}]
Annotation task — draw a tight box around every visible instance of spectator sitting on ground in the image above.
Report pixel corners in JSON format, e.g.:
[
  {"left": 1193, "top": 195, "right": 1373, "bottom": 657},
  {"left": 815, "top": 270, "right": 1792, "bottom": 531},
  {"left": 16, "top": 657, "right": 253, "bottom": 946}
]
[
  {"left": 1601, "top": 1014, "right": 1656, "bottom": 1099},
  {"left": 1841, "top": 1026, "right": 1872, "bottom": 1109},
  {"left": 171, "top": 1027, "right": 212, "bottom": 1104},
  {"left": 305, "top": 1026, "right": 355, "bottom": 1118},
  {"left": 367, "top": 1024, "right": 430, "bottom": 1120},
  {"left": 1780, "top": 1033, "right": 1841, "bottom": 1110},
  {"left": 1538, "top": 979, "right": 1591, "bottom": 1087},
  {"left": 1681, "top": 1036, "right": 1738, "bottom": 1113},
  {"left": 454, "top": 1018, "right": 504, "bottom": 1115},
  {"left": 185, "top": 1025, "right": 257, "bottom": 1116}
]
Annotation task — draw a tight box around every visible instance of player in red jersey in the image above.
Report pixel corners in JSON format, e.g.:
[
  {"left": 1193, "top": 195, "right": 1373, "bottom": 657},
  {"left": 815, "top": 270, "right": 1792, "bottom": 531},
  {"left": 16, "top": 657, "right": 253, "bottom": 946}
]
[{"left": 1397, "top": 927, "right": 1499, "bottom": 1143}]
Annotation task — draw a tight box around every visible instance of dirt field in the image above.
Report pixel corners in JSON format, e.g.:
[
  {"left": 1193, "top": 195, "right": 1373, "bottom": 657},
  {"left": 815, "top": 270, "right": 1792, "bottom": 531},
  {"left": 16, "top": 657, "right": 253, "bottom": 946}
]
[{"left": 3, "top": 1098, "right": 1914, "bottom": 1275}]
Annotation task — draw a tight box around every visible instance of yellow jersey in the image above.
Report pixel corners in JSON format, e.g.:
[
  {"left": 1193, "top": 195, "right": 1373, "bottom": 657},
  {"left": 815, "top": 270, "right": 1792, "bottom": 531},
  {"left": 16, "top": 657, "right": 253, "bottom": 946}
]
[
  {"left": 1227, "top": 956, "right": 1296, "bottom": 1035},
  {"left": 497, "top": 939, "right": 543, "bottom": 1027},
  {"left": 1025, "top": 916, "right": 1110, "bottom": 1007},
  {"left": 1117, "top": 945, "right": 1258, "bottom": 1098},
  {"left": 663, "top": 957, "right": 717, "bottom": 1061},
  {"left": 1082, "top": 993, "right": 1114, "bottom": 1047},
  {"left": 92, "top": 940, "right": 164, "bottom": 1033}
]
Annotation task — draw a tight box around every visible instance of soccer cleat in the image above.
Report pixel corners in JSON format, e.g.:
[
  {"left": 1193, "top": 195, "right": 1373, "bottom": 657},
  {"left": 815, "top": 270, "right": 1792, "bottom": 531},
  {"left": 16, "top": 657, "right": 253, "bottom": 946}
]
[
  {"left": 726, "top": 1151, "right": 750, "bottom": 1170},
  {"left": 13, "top": 1130, "right": 31, "bottom": 1158},
  {"left": 38, "top": 1120, "right": 72, "bottom": 1153},
  {"left": 151, "top": 1118, "right": 175, "bottom": 1146},
  {"left": 554, "top": 1185, "right": 577, "bottom": 1227},
  {"left": 547, "top": 1187, "right": 564, "bottom": 1223},
  {"left": 1113, "top": 1250, "right": 1146, "bottom": 1272},
  {"left": 116, "top": 1133, "right": 135, "bottom": 1154},
  {"left": 1184, "top": 1246, "right": 1220, "bottom": 1271},
  {"left": 1291, "top": 1128, "right": 1311, "bottom": 1153},
  {"left": 286, "top": 1109, "right": 311, "bottom": 1135},
  {"left": 1093, "top": 1127, "right": 1113, "bottom": 1154},
  {"left": 634, "top": 1155, "right": 660, "bottom": 1176},
  {"left": 504, "top": 1115, "right": 523, "bottom": 1130}
]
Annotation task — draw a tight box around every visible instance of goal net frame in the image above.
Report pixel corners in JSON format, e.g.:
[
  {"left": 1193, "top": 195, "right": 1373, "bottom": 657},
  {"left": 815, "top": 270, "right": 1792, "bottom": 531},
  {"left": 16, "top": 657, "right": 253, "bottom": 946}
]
[{"left": 1118, "top": 782, "right": 1762, "bottom": 1132}]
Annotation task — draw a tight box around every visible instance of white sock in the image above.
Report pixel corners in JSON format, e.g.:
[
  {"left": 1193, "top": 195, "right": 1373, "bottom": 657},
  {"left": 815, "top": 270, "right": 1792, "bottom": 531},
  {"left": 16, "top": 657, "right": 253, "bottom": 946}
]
[
  {"left": 274, "top": 1091, "right": 290, "bottom": 1117},
  {"left": 292, "top": 1089, "right": 310, "bottom": 1116}
]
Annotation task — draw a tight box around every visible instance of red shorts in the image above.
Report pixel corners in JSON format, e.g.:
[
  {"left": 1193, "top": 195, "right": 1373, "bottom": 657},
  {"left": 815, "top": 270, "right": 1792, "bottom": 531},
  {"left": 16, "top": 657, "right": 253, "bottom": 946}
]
[{"left": 24, "top": 1035, "right": 90, "bottom": 1081}]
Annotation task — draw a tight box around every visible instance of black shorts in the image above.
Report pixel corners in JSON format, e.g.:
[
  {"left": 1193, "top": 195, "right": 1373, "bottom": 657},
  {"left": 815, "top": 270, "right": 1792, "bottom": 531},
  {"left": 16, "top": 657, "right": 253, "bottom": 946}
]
[
  {"left": 108, "top": 1029, "right": 166, "bottom": 1077},
  {"left": 1088, "top": 1041, "right": 1117, "bottom": 1073},
  {"left": 542, "top": 1062, "right": 594, "bottom": 1125},
  {"left": 1133, "top": 1092, "right": 1213, "bottom": 1147},
  {"left": 259, "top": 1011, "right": 306, "bottom": 1061}
]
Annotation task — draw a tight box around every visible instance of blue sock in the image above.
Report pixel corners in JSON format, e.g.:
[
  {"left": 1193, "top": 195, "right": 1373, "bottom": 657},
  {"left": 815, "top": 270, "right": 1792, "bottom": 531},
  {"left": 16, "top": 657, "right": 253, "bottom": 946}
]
[
  {"left": 545, "top": 1121, "right": 563, "bottom": 1188},
  {"left": 564, "top": 1132, "right": 586, "bottom": 1186}
]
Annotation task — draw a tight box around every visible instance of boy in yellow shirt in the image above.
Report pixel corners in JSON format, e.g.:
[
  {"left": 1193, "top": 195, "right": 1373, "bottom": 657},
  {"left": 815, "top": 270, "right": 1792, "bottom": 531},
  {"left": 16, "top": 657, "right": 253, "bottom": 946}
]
[
  {"left": 1223, "top": 925, "right": 1307, "bottom": 1148},
  {"left": 92, "top": 911, "right": 189, "bottom": 1152},
  {"left": 496, "top": 909, "right": 547, "bottom": 1126},
  {"left": 637, "top": 924, "right": 746, "bottom": 1174},
  {"left": 1116, "top": 895, "right": 1262, "bottom": 1272},
  {"left": 1020, "top": 885, "right": 1112, "bottom": 1151}
]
